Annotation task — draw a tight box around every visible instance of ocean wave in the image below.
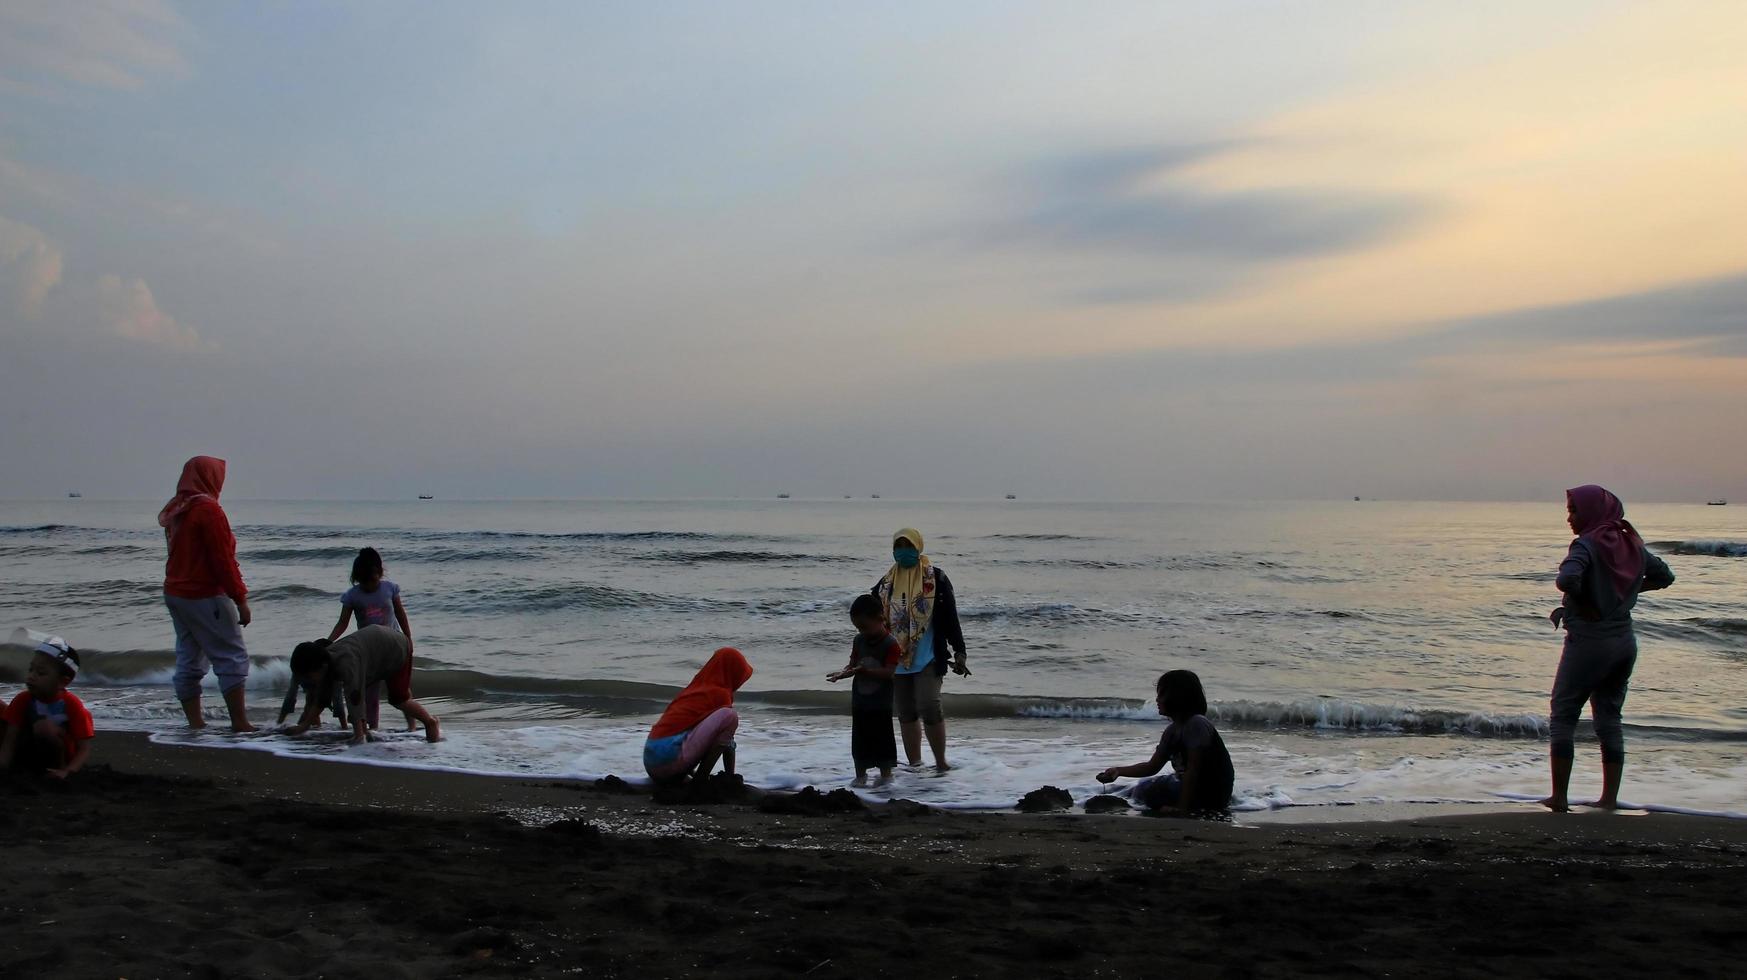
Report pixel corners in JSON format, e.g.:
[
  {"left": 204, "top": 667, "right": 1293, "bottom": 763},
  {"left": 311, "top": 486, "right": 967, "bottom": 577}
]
[
  {"left": 246, "top": 543, "right": 537, "bottom": 564},
  {"left": 980, "top": 533, "right": 1092, "bottom": 541},
  {"left": 1016, "top": 697, "right": 1559, "bottom": 738},
  {"left": 245, "top": 546, "right": 368, "bottom": 562},
  {"left": 74, "top": 544, "right": 151, "bottom": 556},
  {"left": 0, "top": 523, "right": 73, "bottom": 535},
  {"left": 251, "top": 584, "right": 333, "bottom": 602},
  {"left": 986, "top": 557, "right": 1150, "bottom": 570},
  {"left": 233, "top": 525, "right": 765, "bottom": 545},
  {"left": 0, "top": 544, "right": 56, "bottom": 558},
  {"left": 0, "top": 524, "right": 156, "bottom": 540},
  {"left": 1638, "top": 617, "right": 1747, "bottom": 644},
  {"left": 1649, "top": 539, "right": 1747, "bottom": 558},
  {"left": 17, "top": 650, "right": 1744, "bottom": 745},
  {"left": 35, "top": 579, "right": 165, "bottom": 607},
  {"left": 635, "top": 550, "right": 858, "bottom": 565}
]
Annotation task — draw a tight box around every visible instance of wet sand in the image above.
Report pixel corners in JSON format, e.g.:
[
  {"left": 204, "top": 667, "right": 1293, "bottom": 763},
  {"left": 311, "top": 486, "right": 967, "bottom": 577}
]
[{"left": 4, "top": 733, "right": 1745, "bottom": 978}]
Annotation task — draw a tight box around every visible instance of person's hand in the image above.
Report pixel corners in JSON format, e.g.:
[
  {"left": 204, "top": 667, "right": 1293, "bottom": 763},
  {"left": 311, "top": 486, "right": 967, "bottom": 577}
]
[
  {"left": 236, "top": 599, "right": 252, "bottom": 627},
  {"left": 951, "top": 654, "right": 970, "bottom": 677},
  {"left": 1096, "top": 768, "right": 1119, "bottom": 784},
  {"left": 45, "top": 768, "right": 70, "bottom": 780},
  {"left": 826, "top": 671, "right": 846, "bottom": 683},
  {"left": 1549, "top": 607, "right": 1566, "bottom": 629}
]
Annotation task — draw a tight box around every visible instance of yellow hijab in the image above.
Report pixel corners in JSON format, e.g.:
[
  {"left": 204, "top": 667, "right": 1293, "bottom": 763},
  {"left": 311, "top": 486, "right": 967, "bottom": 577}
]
[{"left": 881, "top": 527, "right": 936, "bottom": 668}]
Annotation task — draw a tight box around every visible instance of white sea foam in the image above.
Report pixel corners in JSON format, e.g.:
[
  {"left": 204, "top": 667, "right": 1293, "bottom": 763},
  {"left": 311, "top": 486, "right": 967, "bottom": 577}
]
[{"left": 123, "top": 711, "right": 1747, "bottom": 818}]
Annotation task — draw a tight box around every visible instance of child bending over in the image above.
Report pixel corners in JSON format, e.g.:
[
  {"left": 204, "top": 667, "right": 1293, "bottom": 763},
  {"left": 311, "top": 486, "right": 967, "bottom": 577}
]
[{"left": 286, "top": 626, "right": 439, "bottom": 744}]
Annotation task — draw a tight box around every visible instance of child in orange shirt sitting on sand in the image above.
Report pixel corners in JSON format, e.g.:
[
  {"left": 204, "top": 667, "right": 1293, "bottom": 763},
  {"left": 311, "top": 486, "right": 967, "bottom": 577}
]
[{"left": 1, "top": 637, "right": 95, "bottom": 779}]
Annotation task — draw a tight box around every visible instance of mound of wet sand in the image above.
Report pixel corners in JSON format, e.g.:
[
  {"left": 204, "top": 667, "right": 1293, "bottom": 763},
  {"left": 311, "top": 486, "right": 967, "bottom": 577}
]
[
  {"left": 1016, "top": 785, "right": 1075, "bottom": 812},
  {"left": 1084, "top": 794, "right": 1132, "bottom": 814}
]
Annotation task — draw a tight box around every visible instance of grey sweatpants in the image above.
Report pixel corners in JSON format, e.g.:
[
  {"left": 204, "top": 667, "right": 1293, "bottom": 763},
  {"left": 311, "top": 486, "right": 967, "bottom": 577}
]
[
  {"left": 1548, "top": 632, "right": 1637, "bottom": 763},
  {"left": 165, "top": 593, "right": 250, "bottom": 700}
]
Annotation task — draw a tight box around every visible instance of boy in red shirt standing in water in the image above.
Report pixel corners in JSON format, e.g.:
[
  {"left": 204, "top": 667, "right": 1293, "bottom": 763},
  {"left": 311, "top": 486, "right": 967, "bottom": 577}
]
[{"left": 1, "top": 637, "right": 95, "bottom": 779}]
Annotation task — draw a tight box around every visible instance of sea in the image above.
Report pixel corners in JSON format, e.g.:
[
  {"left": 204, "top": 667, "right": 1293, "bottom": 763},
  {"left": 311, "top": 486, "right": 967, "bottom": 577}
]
[{"left": 3, "top": 498, "right": 1744, "bottom": 819}]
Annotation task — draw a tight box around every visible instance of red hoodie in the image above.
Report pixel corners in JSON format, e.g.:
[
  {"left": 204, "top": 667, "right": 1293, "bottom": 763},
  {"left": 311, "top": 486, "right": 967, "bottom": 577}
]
[
  {"left": 160, "top": 456, "right": 248, "bottom": 602},
  {"left": 650, "top": 648, "right": 753, "bottom": 739}
]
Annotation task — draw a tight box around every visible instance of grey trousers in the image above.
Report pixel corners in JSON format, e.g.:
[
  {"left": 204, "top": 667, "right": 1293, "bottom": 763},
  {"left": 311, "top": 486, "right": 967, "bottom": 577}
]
[
  {"left": 1548, "top": 632, "right": 1637, "bottom": 763},
  {"left": 165, "top": 593, "right": 250, "bottom": 700}
]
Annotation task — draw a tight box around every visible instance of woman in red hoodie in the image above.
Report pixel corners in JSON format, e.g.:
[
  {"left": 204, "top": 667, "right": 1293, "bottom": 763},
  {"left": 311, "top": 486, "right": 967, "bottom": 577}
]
[
  {"left": 160, "top": 456, "right": 256, "bottom": 732},
  {"left": 642, "top": 648, "right": 752, "bottom": 783}
]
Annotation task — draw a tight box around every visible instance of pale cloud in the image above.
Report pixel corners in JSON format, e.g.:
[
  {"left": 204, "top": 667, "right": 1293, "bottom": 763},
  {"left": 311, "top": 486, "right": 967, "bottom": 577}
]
[
  {"left": 97, "top": 274, "right": 205, "bottom": 349},
  {"left": 0, "top": 0, "right": 188, "bottom": 93},
  {"left": 1133, "top": 1, "right": 1747, "bottom": 350},
  {"left": 0, "top": 214, "right": 62, "bottom": 318}
]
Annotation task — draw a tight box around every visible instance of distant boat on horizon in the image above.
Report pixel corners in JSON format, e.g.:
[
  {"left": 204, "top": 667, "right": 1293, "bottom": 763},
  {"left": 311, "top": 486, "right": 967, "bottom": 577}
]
[
  {"left": 1004, "top": 493, "right": 1017, "bottom": 500},
  {"left": 870, "top": 493, "right": 880, "bottom": 499},
  {"left": 1707, "top": 499, "right": 1728, "bottom": 506},
  {"left": 66, "top": 491, "right": 81, "bottom": 498},
  {"left": 776, "top": 493, "right": 791, "bottom": 499},
  {"left": 418, "top": 494, "right": 434, "bottom": 500}
]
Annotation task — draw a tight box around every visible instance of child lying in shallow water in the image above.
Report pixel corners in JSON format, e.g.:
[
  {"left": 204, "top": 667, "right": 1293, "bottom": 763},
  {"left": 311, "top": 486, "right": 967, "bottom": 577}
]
[{"left": 1095, "top": 669, "right": 1234, "bottom": 816}]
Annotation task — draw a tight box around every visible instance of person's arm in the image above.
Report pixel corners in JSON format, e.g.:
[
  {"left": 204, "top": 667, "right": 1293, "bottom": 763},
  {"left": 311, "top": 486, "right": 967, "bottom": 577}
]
[
  {"left": 1641, "top": 552, "right": 1675, "bottom": 592},
  {"left": 203, "top": 508, "right": 250, "bottom": 625},
  {"left": 47, "top": 737, "right": 92, "bottom": 779},
  {"left": 827, "top": 647, "right": 858, "bottom": 682},
  {"left": 339, "top": 657, "right": 369, "bottom": 744},
  {"left": 392, "top": 593, "right": 413, "bottom": 653},
  {"left": 278, "top": 680, "right": 300, "bottom": 725},
  {"left": 1552, "top": 540, "right": 1594, "bottom": 623},
  {"left": 327, "top": 606, "right": 353, "bottom": 643},
  {"left": 288, "top": 676, "right": 334, "bottom": 734},
  {"left": 1151, "top": 748, "right": 1205, "bottom": 818},
  {"left": 934, "top": 570, "right": 969, "bottom": 675},
  {"left": 287, "top": 695, "right": 323, "bottom": 735},
  {"left": 1095, "top": 742, "right": 1170, "bottom": 784},
  {"left": 1554, "top": 540, "right": 1589, "bottom": 596}
]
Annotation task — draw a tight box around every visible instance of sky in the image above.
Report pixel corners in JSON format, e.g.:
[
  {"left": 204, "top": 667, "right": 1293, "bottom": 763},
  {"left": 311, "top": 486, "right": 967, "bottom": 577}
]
[{"left": 1, "top": 0, "right": 1744, "bottom": 501}]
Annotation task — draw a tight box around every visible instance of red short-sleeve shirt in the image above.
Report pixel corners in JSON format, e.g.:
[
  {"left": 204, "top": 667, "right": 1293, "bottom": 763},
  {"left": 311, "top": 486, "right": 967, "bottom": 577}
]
[{"left": 5, "top": 690, "right": 96, "bottom": 759}]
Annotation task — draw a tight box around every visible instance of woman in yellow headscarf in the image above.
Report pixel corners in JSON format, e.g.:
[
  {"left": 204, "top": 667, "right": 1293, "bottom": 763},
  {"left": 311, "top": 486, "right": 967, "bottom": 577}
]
[{"left": 871, "top": 527, "right": 968, "bottom": 771}]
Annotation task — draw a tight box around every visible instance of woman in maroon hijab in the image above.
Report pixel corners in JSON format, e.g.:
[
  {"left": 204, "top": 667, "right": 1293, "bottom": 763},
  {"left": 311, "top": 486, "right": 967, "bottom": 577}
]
[
  {"left": 160, "top": 456, "right": 256, "bottom": 732},
  {"left": 1542, "top": 485, "right": 1674, "bottom": 811}
]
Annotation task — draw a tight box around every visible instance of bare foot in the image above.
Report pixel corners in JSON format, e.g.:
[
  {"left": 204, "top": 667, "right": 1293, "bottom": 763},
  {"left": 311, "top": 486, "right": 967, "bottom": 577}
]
[
  {"left": 933, "top": 761, "right": 953, "bottom": 773},
  {"left": 872, "top": 774, "right": 892, "bottom": 788},
  {"left": 230, "top": 722, "right": 258, "bottom": 734},
  {"left": 424, "top": 718, "right": 442, "bottom": 743},
  {"left": 1581, "top": 799, "right": 1620, "bottom": 810},
  {"left": 187, "top": 719, "right": 207, "bottom": 731},
  {"left": 1539, "top": 796, "right": 1570, "bottom": 812},
  {"left": 852, "top": 775, "right": 868, "bottom": 788}
]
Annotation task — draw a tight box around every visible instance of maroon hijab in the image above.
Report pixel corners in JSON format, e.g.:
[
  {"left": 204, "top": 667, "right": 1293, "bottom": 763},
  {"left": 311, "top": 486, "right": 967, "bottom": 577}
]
[{"left": 1566, "top": 484, "right": 1646, "bottom": 599}]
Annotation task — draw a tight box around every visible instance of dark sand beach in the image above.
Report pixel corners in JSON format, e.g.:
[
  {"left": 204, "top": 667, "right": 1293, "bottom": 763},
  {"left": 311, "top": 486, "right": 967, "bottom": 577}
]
[{"left": 5, "top": 735, "right": 1746, "bottom": 978}]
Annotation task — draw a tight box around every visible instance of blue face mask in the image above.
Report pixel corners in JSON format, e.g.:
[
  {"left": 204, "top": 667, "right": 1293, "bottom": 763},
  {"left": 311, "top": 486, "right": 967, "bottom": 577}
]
[{"left": 893, "top": 547, "right": 920, "bottom": 568}]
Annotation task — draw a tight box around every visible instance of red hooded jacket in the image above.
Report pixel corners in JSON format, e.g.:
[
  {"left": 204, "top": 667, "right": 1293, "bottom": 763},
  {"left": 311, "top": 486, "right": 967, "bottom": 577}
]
[
  {"left": 650, "top": 648, "right": 752, "bottom": 739},
  {"left": 160, "top": 456, "right": 248, "bottom": 602}
]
